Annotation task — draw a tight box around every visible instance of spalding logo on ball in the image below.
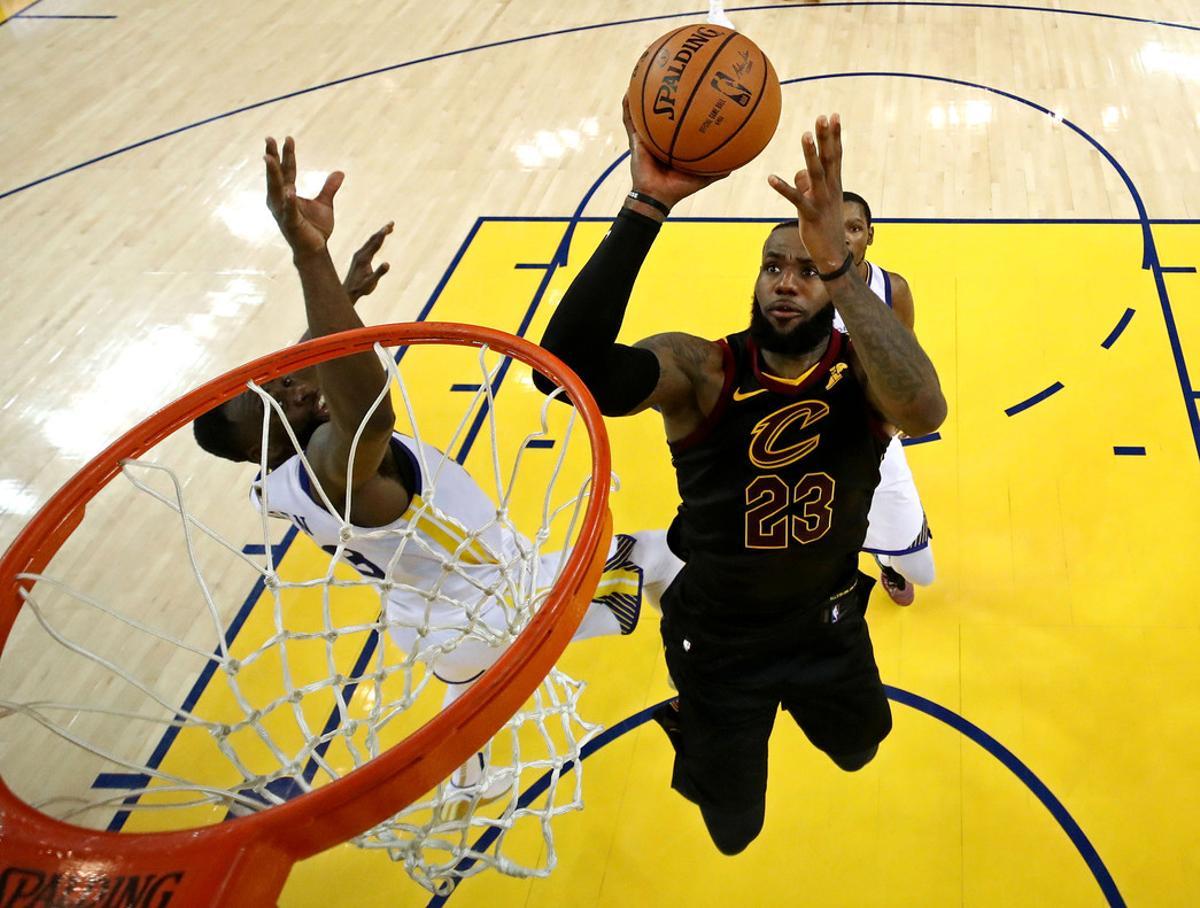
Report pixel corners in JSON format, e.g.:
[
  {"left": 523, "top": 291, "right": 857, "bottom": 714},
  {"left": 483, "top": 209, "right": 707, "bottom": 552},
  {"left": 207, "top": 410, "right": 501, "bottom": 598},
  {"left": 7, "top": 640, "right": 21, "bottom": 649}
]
[{"left": 628, "top": 24, "right": 782, "bottom": 176}]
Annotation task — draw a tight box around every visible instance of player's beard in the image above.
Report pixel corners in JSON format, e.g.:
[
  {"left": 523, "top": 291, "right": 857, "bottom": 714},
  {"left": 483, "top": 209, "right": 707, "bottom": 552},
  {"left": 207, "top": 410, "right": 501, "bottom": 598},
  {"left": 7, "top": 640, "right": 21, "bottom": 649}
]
[{"left": 749, "top": 297, "right": 835, "bottom": 355}]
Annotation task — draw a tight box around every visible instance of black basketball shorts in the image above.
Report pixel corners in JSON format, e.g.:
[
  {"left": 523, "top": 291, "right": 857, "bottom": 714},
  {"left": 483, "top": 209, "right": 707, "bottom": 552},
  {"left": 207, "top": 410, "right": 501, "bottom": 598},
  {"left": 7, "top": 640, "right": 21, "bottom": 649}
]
[{"left": 659, "top": 572, "right": 892, "bottom": 813}]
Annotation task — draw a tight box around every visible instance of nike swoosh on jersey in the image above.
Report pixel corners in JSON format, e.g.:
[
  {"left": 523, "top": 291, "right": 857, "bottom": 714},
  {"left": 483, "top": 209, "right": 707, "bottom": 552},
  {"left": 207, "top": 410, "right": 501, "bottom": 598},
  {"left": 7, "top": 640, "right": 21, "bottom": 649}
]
[{"left": 732, "top": 387, "right": 768, "bottom": 402}]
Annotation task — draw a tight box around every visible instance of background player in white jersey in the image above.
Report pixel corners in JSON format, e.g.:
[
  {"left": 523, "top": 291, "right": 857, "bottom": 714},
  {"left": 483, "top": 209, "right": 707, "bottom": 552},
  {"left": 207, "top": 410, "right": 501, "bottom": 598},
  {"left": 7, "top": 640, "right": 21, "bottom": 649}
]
[
  {"left": 835, "top": 191, "right": 935, "bottom": 605},
  {"left": 192, "top": 136, "right": 681, "bottom": 793},
  {"left": 707, "top": 0, "right": 736, "bottom": 30}
]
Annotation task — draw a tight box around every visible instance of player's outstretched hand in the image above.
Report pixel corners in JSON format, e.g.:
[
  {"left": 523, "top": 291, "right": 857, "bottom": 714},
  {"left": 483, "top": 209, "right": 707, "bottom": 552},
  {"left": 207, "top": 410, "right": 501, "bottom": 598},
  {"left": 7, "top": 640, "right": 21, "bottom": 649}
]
[
  {"left": 768, "top": 114, "right": 848, "bottom": 273},
  {"left": 344, "top": 222, "right": 394, "bottom": 302},
  {"left": 264, "top": 136, "right": 344, "bottom": 256},
  {"left": 623, "top": 97, "right": 726, "bottom": 210}
]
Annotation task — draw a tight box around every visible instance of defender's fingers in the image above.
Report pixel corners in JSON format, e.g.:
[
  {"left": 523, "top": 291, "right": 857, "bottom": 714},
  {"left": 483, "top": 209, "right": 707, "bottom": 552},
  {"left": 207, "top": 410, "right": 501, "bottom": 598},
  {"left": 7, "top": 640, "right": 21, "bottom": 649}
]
[
  {"left": 369, "top": 221, "right": 395, "bottom": 247},
  {"left": 316, "top": 171, "right": 345, "bottom": 206},
  {"left": 282, "top": 136, "right": 297, "bottom": 185}
]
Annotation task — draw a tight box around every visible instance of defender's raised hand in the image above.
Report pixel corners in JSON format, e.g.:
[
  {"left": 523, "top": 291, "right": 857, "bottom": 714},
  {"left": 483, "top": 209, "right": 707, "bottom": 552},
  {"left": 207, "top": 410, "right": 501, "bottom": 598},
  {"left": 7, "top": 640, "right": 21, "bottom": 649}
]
[
  {"left": 264, "top": 136, "right": 345, "bottom": 256},
  {"left": 623, "top": 97, "right": 725, "bottom": 213},
  {"left": 768, "top": 114, "right": 849, "bottom": 274},
  {"left": 343, "top": 222, "right": 394, "bottom": 302}
]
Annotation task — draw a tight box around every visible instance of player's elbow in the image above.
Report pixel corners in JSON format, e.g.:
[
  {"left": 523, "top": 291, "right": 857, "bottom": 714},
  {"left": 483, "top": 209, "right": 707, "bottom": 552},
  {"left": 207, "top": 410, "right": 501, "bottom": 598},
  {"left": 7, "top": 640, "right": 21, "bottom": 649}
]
[
  {"left": 329, "top": 404, "right": 397, "bottom": 455},
  {"left": 899, "top": 391, "right": 947, "bottom": 438}
]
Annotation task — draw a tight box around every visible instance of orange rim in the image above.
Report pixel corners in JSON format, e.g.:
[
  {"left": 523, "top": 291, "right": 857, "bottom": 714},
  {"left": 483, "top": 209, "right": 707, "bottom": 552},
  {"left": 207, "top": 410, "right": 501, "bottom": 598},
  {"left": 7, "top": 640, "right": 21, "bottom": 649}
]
[{"left": 0, "top": 323, "right": 613, "bottom": 907}]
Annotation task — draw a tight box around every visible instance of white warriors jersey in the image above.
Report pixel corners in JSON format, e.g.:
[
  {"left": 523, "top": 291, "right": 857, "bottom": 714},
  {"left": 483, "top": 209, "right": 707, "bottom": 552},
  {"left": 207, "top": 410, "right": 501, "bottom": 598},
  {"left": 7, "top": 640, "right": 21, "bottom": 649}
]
[{"left": 251, "top": 433, "right": 527, "bottom": 623}]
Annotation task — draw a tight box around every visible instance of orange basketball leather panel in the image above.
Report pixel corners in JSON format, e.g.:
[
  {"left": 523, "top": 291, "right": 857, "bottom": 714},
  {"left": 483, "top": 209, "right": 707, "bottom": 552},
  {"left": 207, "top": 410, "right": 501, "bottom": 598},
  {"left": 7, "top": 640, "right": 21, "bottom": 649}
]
[{"left": 627, "top": 25, "right": 781, "bottom": 175}]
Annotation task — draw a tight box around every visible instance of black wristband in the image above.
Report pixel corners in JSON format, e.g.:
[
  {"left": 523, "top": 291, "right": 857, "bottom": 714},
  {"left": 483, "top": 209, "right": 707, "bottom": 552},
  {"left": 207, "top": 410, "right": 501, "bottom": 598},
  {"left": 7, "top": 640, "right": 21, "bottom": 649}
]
[
  {"left": 819, "top": 251, "right": 856, "bottom": 282},
  {"left": 627, "top": 190, "right": 671, "bottom": 217}
]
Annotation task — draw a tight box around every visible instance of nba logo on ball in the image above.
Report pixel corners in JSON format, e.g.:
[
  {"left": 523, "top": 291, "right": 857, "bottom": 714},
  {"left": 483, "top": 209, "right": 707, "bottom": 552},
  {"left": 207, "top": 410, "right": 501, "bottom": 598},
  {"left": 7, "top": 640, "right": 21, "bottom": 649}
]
[{"left": 627, "top": 24, "right": 782, "bottom": 175}]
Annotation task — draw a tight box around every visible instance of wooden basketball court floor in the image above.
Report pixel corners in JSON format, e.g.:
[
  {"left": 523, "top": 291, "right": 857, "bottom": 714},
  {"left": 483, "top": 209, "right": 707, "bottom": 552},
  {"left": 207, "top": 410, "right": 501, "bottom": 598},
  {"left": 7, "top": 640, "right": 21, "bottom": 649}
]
[{"left": 3, "top": 1, "right": 1200, "bottom": 905}]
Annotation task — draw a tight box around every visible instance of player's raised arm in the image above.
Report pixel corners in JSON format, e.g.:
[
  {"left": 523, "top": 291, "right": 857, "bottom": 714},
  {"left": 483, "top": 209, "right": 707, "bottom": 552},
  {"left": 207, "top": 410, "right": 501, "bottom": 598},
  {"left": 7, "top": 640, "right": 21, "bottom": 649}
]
[
  {"left": 769, "top": 116, "right": 946, "bottom": 437},
  {"left": 263, "top": 137, "right": 396, "bottom": 499},
  {"left": 535, "top": 101, "right": 725, "bottom": 421},
  {"left": 297, "top": 222, "right": 394, "bottom": 346}
]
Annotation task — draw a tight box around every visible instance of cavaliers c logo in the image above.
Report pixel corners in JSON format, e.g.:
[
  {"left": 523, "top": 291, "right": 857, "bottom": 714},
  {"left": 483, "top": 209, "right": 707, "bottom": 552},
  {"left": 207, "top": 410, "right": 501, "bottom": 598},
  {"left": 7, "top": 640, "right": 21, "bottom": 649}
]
[{"left": 747, "top": 400, "right": 830, "bottom": 469}]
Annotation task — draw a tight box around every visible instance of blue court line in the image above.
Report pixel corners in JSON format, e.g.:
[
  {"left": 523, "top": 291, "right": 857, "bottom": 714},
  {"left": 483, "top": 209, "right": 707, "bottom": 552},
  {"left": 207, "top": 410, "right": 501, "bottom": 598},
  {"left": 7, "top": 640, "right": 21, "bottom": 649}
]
[
  {"left": 92, "top": 772, "right": 150, "bottom": 788},
  {"left": 1101, "top": 309, "right": 1136, "bottom": 350},
  {"left": 1113, "top": 446, "right": 1146, "bottom": 456},
  {"left": 95, "top": 525, "right": 299, "bottom": 830},
  {"left": 1004, "top": 381, "right": 1065, "bottom": 416},
  {"left": 296, "top": 628, "right": 382, "bottom": 791},
  {"left": 524, "top": 439, "right": 555, "bottom": 449},
  {"left": 430, "top": 687, "right": 1124, "bottom": 907},
  {"left": 783, "top": 73, "right": 1156, "bottom": 269},
  {"left": 1160, "top": 266, "right": 1197, "bottom": 273},
  {"left": 884, "top": 686, "right": 1125, "bottom": 907},
  {"left": 3, "top": 2, "right": 1198, "bottom": 200},
  {"left": 472, "top": 216, "right": 1200, "bottom": 225},
  {"left": 449, "top": 383, "right": 482, "bottom": 392},
  {"left": 514, "top": 263, "right": 553, "bottom": 270},
  {"left": 0, "top": 0, "right": 47, "bottom": 25},
  {"left": 900, "top": 432, "right": 941, "bottom": 446},
  {"left": 733, "top": 1, "right": 1195, "bottom": 32}
]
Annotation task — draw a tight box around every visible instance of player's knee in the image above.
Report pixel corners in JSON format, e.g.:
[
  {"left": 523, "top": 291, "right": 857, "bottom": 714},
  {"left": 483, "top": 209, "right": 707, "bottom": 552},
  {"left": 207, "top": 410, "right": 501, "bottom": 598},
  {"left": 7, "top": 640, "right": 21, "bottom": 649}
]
[
  {"left": 906, "top": 564, "right": 936, "bottom": 587},
  {"left": 829, "top": 743, "right": 879, "bottom": 772},
  {"left": 700, "top": 802, "right": 764, "bottom": 855},
  {"left": 892, "top": 551, "right": 935, "bottom": 586}
]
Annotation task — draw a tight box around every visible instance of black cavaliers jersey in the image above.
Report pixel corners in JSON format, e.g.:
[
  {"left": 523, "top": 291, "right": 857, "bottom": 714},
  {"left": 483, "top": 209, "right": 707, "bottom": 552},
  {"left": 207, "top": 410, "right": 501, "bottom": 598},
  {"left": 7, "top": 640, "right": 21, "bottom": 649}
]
[{"left": 666, "top": 328, "right": 889, "bottom": 631}]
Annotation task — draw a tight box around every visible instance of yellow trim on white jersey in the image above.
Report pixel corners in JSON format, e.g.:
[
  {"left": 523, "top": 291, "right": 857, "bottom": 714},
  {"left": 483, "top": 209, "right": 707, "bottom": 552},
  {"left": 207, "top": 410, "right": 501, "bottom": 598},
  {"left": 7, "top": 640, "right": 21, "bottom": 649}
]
[{"left": 407, "top": 493, "right": 499, "bottom": 565}]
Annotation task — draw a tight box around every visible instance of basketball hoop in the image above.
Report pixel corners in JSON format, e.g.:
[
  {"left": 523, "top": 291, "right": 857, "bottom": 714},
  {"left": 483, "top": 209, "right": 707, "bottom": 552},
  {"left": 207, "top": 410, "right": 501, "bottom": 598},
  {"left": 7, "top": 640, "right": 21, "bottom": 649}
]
[{"left": 0, "top": 323, "right": 612, "bottom": 906}]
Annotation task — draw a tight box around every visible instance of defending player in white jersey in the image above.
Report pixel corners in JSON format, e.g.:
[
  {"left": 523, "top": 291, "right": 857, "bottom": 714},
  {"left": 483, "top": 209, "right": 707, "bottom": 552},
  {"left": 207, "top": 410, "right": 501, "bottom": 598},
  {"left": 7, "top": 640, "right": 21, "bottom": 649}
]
[
  {"left": 192, "top": 137, "right": 681, "bottom": 794},
  {"left": 835, "top": 191, "right": 935, "bottom": 605}
]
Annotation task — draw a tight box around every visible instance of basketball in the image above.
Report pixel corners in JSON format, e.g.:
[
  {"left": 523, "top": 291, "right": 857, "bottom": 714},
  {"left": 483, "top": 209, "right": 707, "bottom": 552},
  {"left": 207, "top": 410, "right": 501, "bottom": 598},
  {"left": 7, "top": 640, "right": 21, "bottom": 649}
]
[{"left": 626, "top": 24, "right": 782, "bottom": 176}]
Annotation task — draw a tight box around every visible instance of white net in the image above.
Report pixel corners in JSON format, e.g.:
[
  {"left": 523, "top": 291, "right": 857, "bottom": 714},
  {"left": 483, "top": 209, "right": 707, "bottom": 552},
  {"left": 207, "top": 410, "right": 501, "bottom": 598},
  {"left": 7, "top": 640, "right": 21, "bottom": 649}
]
[{"left": 0, "top": 339, "right": 608, "bottom": 896}]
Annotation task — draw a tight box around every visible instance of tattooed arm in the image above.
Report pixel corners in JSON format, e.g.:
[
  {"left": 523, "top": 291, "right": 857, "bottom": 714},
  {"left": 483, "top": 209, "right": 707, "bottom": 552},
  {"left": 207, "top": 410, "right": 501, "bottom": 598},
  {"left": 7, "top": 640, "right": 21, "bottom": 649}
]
[
  {"left": 827, "top": 269, "right": 944, "bottom": 436},
  {"left": 632, "top": 331, "right": 725, "bottom": 440},
  {"left": 770, "top": 115, "right": 946, "bottom": 436}
]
